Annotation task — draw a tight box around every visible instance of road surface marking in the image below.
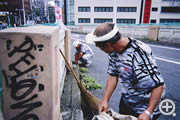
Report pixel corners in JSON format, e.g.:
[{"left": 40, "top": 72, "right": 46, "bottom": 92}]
[
  {"left": 72, "top": 36, "right": 180, "bottom": 51},
  {"left": 155, "top": 57, "right": 180, "bottom": 65},
  {"left": 149, "top": 44, "right": 180, "bottom": 51},
  {"left": 72, "top": 37, "right": 180, "bottom": 51},
  {"left": 72, "top": 36, "right": 180, "bottom": 65}
]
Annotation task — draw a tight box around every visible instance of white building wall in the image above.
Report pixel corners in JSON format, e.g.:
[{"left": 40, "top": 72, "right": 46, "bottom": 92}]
[
  {"left": 73, "top": 0, "right": 180, "bottom": 25},
  {"left": 151, "top": 0, "right": 180, "bottom": 24},
  {"left": 74, "top": 0, "right": 141, "bottom": 25},
  {"left": 116, "top": 0, "right": 141, "bottom": 24},
  {"left": 160, "top": 1, "right": 180, "bottom": 20},
  {"left": 150, "top": 0, "right": 161, "bottom": 24}
]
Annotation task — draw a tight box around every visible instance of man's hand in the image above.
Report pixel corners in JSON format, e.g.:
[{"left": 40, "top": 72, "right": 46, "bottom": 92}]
[
  {"left": 77, "top": 52, "right": 83, "bottom": 59},
  {"left": 72, "top": 61, "right": 77, "bottom": 64},
  {"left": 76, "top": 53, "right": 83, "bottom": 60},
  {"left": 138, "top": 112, "right": 150, "bottom": 120},
  {"left": 74, "top": 52, "right": 83, "bottom": 64},
  {"left": 99, "top": 99, "right": 109, "bottom": 114}
]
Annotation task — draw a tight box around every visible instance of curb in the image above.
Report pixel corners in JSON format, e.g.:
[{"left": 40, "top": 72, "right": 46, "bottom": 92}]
[{"left": 61, "top": 66, "right": 84, "bottom": 120}]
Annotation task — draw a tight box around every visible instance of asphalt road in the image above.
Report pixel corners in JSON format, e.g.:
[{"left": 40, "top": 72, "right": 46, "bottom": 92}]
[{"left": 71, "top": 33, "right": 180, "bottom": 120}]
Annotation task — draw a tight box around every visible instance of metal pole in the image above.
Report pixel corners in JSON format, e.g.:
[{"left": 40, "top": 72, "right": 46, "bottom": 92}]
[
  {"left": 22, "top": 0, "right": 26, "bottom": 25},
  {"left": 8, "top": 14, "right": 11, "bottom": 27},
  {"left": 30, "top": 0, "right": 33, "bottom": 21},
  {"left": 19, "top": 9, "right": 22, "bottom": 25}
]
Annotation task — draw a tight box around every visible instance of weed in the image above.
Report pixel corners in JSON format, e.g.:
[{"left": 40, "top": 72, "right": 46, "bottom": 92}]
[{"left": 79, "top": 69, "right": 102, "bottom": 90}]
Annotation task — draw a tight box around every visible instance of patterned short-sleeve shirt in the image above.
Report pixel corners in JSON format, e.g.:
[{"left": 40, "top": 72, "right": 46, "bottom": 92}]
[
  {"left": 76, "top": 43, "right": 94, "bottom": 57},
  {"left": 108, "top": 38, "right": 165, "bottom": 115}
]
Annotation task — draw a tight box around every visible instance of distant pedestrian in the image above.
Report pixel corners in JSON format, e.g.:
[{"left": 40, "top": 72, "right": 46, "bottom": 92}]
[
  {"left": 0, "top": 21, "right": 2, "bottom": 30},
  {"left": 2, "top": 20, "right": 7, "bottom": 29},
  {"left": 73, "top": 40, "right": 94, "bottom": 67},
  {"left": 86, "top": 22, "right": 165, "bottom": 120}
]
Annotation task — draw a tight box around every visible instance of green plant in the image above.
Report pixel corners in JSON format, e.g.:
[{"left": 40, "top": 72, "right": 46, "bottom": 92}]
[
  {"left": 79, "top": 67, "right": 88, "bottom": 73},
  {"left": 80, "top": 73, "right": 102, "bottom": 90}
]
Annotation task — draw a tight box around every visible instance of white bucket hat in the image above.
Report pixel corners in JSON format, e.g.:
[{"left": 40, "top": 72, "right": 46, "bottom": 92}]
[
  {"left": 86, "top": 24, "right": 119, "bottom": 44},
  {"left": 73, "top": 40, "right": 81, "bottom": 48}
]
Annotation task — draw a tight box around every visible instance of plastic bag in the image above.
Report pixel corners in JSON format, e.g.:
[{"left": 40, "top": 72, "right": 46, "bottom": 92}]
[{"left": 92, "top": 109, "right": 137, "bottom": 120}]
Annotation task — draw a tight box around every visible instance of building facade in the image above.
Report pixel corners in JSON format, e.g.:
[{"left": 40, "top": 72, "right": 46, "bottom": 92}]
[
  {"left": 0, "top": 0, "right": 32, "bottom": 26},
  {"left": 48, "top": 5, "right": 55, "bottom": 23},
  {"left": 67, "top": 0, "right": 180, "bottom": 25},
  {"left": 66, "top": 0, "right": 75, "bottom": 25},
  {"left": 32, "top": 0, "right": 45, "bottom": 17},
  {"left": 150, "top": 0, "right": 180, "bottom": 24}
]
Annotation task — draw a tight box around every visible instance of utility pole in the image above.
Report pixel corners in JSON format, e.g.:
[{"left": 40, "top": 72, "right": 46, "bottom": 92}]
[
  {"left": 22, "top": 0, "right": 26, "bottom": 25},
  {"left": 19, "top": 9, "right": 22, "bottom": 25},
  {"left": 30, "top": 0, "right": 33, "bottom": 21}
]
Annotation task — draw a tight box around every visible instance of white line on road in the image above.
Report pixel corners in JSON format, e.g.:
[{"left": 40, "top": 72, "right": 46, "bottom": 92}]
[
  {"left": 72, "top": 37, "right": 180, "bottom": 51},
  {"left": 72, "top": 33, "right": 180, "bottom": 51},
  {"left": 72, "top": 37, "right": 180, "bottom": 65},
  {"left": 149, "top": 44, "right": 180, "bottom": 51},
  {"left": 155, "top": 56, "right": 180, "bottom": 65}
]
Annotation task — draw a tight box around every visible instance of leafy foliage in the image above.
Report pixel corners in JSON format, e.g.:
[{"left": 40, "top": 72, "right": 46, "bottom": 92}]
[
  {"left": 79, "top": 67, "right": 88, "bottom": 73},
  {"left": 79, "top": 68, "right": 102, "bottom": 90}
]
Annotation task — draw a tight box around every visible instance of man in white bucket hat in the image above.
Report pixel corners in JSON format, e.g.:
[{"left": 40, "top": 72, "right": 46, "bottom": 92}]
[
  {"left": 73, "top": 40, "right": 94, "bottom": 67},
  {"left": 86, "top": 22, "right": 165, "bottom": 120}
]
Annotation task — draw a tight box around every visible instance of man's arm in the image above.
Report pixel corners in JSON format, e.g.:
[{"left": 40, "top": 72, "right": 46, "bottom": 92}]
[
  {"left": 138, "top": 84, "right": 165, "bottom": 120},
  {"left": 99, "top": 75, "right": 118, "bottom": 113},
  {"left": 74, "top": 52, "right": 83, "bottom": 64}
]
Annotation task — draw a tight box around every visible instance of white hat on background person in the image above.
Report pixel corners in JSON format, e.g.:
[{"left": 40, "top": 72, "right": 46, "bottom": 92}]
[{"left": 73, "top": 40, "right": 81, "bottom": 48}]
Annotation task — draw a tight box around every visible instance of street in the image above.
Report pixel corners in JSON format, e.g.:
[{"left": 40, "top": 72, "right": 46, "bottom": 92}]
[{"left": 71, "top": 33, "right": 180, "bottom": 120}]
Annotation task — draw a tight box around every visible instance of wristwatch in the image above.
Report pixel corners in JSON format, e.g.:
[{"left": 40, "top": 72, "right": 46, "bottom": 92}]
[{"left": 144, "top": 110, "right": 152, "bottom": 118}]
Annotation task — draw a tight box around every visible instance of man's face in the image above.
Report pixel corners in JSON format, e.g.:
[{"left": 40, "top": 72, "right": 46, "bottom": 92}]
[{"left": 96, "top": 43, "right": 114, "bottom": 54}]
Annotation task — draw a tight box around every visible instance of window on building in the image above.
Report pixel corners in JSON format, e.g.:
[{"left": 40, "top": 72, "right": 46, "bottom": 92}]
[
  {"left": 116, "top": 19, "right": 136, "bottom": 24},
  {"left": 117, "top": 7, "right": 137, "bottom": 12},
  {"left": 94, "top": 7, "right": 113, "bottom": 12},
  {"left": 69, "top": 0, "right": 74, "bottom": 6},
  {"left": 78, "top": 7, "right": 90, "bottom": 12},
  {"left": 161, "top": 7, "right": 180, "bottom": 13},
  {"left": 150, "top": 19, "right": 156, "bottom": 23},
  {"left": 160, "top": 19, "right": 180, "bottom": 23},
  {"left": 152, "top": 7, "right": 158, "bottom": 11},
  {"left": 78, "top": 18, "right": 90, "bottom": 23},
  {"left": 94, "top": 18, "right": 113, "bottom": 23}
]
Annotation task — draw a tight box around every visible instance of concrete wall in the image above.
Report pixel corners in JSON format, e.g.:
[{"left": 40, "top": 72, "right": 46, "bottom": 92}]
[
  {"left": 67, "top": 25, "right": 180, "bottom": 44},
  {"left": 158, "top": 26, "right": 180, "bottom": 44},
  {"left": 0, "top": 26, "right": 69, "bottom": 120}
]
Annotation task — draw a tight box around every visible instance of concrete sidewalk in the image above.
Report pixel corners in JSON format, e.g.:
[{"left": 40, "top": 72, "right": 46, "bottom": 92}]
[{"left": 60, "top": 66, "right": 83, "bottom": 120}]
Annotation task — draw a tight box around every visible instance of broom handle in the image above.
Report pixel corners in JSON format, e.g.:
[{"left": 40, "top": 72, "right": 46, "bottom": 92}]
[
  {"left": 59, "top": 49, "right": 80, "bottom": 81},
  {"left": 59, "top": 48, "right": 86, "bottom": 90},
  {"left": 59, "top": 49, "right": 101, "bottom": 116}
]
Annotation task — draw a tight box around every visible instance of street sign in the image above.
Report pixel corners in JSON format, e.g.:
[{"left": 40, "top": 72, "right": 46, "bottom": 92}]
[{"left": 55, "top": 0, "right": 63, "bottom": 24}]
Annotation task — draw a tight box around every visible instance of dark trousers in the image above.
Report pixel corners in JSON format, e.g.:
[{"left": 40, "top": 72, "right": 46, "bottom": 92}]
[{"left": 119, "top": 97, "right": 160, "bottom": 120}]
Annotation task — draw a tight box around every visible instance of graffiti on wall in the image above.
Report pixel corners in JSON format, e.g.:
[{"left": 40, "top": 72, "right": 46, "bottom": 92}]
[{"left": 2, "top": 36, "right": 45, "bottom": 120}]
